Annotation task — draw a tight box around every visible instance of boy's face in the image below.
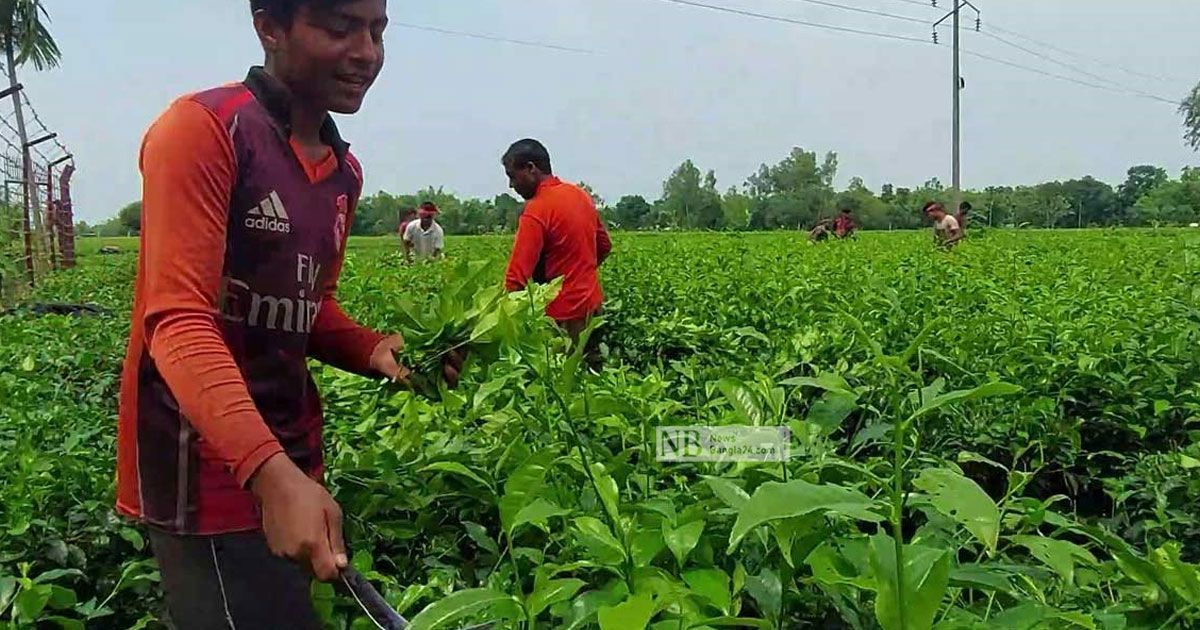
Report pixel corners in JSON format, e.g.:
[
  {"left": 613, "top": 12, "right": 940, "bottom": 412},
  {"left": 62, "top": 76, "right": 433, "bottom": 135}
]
[{"left": 257, "top": 0, "right": 388, "bottom": 114}]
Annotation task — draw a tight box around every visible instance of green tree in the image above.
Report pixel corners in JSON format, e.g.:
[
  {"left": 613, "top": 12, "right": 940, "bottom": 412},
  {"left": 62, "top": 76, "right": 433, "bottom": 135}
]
[
  {"left": 353, "top": 190, "right": 399, "bottom": 235},
  {"left": 0, "top": 0, "right": 59, "bottom": 73},
  {"left": 745, "top": 147, "right": 838, "bottom": 229},
  {"left": 577, "top": 181, "right": 605, "bottom": 211},
  {"left": 1118, "top": 165, "right": 1168, "bottom": 219},
  {"left": 746, "top": 147, "right": 837, "bottom": 197},
  {"left": 492, "top": 193, "right": 522, "bottom": 231},
  {"left": 1134, "top": 167, "right": 1200, "bottom": 225},
  {"left": 0, "top": 0, "right": 60, "bottom": 246},
  {"left": 1182, "top": 81, "right": 1200, "bottom": 151},
  {"left": 721, "top": 187, "right": 752, "bottom": 230},
  {"left": 835, "top": 177, "right": 888, "bottom": 229},
  {"left": 608, "top": 195, "right": 653, "bottom": 230},
  {"left": 661, "top": 160, "right": 722, "bottom": 230},
  {"left": 117, "top": 201, "right": 141, "bottom": 234},
  {"left": 1039, "top": 177, "right": 1118, "bottom": 227}
]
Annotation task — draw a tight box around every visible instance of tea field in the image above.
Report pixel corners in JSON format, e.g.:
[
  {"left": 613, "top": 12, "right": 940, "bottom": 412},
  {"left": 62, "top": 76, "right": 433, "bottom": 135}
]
[{"left": 2, "top": 230, "right": 1200, "bottom": 629}]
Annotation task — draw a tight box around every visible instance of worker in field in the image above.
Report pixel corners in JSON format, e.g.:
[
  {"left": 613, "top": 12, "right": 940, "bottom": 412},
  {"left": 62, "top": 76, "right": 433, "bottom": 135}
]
[
  {"left": 502, "top": 138, "right": 612, "bottom": 346},
  {"left": 115, "top": 0, "right": 460, "bottom": 626},
  {"left": 808, "top": 219, "right": 833, "bottom": 242},
  {"left": 403, "top": 201, "right": 446, "bottom": 263},
  {"left": 956, "top": 201, "right": 972, "bottom": 233},
  {"left": 397, "top": 206, "right": 417, "bottom": 241},
  {"left": 833, "top": 207, "right": 857, "bottom": 239},
  {"left": 924, "top": 201, "right": 964, "bottom": 248}
]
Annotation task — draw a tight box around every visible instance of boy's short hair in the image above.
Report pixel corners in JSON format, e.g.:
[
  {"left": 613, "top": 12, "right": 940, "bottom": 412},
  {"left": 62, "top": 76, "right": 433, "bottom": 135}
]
[{"left": 250, "top": 0, "right": 349, "bottom": 23}]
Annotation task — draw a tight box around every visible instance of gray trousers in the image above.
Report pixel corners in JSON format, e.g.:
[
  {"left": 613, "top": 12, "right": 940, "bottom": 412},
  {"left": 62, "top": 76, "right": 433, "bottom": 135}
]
[{"left": 148, "top": 528, "right": 321, "bottom": 629}]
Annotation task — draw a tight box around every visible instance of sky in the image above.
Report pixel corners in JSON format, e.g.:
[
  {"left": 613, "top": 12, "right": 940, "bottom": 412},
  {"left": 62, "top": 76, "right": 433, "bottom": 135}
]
[{"left": 22, "top": 0, "right": 1200, "bottom": 223}]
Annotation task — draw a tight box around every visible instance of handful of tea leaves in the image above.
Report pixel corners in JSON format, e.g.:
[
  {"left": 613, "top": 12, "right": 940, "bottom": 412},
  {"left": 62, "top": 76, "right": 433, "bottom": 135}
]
[{"left": 390, "top": 259, "right": 562, "bottom": 398}]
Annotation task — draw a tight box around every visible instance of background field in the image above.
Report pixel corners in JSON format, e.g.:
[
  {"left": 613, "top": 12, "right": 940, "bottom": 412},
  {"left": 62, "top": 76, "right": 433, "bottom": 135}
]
[{"left": 2, "top": 229, "right": 1200, "bottom": 628}]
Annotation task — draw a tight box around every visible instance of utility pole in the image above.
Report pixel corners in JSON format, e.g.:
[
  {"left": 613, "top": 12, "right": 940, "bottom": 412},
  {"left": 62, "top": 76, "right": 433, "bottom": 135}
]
[{"left": 934, "top": 2, "right": 980, "bottom": 220}]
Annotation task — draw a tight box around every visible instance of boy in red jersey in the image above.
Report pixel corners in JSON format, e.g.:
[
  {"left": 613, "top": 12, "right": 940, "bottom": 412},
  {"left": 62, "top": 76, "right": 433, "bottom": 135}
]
[{"left": 115, "top": 1, "right": 459, "bottom": 626}]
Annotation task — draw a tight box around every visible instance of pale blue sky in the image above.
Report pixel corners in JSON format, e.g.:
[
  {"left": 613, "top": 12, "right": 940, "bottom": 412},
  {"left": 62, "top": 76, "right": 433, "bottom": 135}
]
[{"left": 24, "top": 0, "right": 1200, "bottom": 223}]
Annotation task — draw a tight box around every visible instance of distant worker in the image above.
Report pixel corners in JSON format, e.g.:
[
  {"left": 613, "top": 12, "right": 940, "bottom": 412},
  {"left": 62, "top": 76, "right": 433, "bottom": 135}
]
[
  {"left": 502, "top": 138, "right": 612, "bottom": 343},
  {"left": 833, "top": 207, "right": 857, "bottom": 239},
  {"left": 397, "top": 206, "right": 417, "bottom": 242},
  {"left": 809, "top": 219, "right": 833, "bottom": 243},
  {"left": 924, "top": 201, "right": 963, "bottom": 248},
  {"left": 403, "top": 201, "right": 445, "bottom": 263},
  {"left": 956, "top": 201, "right": 972, "bottom": 233}
]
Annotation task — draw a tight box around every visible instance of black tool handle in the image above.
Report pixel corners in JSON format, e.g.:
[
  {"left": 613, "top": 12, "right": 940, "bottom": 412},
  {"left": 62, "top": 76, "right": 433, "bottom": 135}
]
[{"left": 339, "top": 566, "right": 409, "bottom": 630}]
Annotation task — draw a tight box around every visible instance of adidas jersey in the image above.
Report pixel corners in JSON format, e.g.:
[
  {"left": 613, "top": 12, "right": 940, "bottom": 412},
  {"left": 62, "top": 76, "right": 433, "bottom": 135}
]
[{"left": 116, "top": 68, "right": 384, "bottom": 534}]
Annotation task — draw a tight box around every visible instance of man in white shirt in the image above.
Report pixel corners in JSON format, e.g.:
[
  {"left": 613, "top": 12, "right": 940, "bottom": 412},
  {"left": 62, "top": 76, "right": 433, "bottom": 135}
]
[
  {"left": 403, "top": 202, "right": 445, "bottom": 263},
  {"left": 923, "top": 201, "right": 963, "bottom": 248}
]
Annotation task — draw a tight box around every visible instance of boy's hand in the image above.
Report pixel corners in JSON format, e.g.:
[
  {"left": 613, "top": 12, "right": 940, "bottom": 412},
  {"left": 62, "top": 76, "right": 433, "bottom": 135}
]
[
  {"left": 442, "top": 348, "right": 467, "bottom": 389},
  {"left": 251, "top": 454, "right": 346, "bottom": 582},
  {"left": 369, "top": 335, "right": 412, "bottom": 386}
]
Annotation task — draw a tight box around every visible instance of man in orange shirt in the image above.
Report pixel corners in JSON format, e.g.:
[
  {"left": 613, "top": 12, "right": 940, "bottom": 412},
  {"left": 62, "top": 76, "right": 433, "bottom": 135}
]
[
  {"left": 503, "top": 138, "right": 611, "bottom": 342},
  {"left": 114, "top": 1, "right": 459, "bottom": 626}
]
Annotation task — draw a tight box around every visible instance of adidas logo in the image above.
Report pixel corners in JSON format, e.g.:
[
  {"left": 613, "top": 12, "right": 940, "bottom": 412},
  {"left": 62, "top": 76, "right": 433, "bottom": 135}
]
[{"left": 245, "top": 191, "right": 292, "bottom": 234}]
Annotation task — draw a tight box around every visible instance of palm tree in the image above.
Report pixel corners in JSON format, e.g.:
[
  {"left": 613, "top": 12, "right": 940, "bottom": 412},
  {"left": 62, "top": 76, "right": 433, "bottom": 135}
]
[{"left": 0, "top": 0, "right": 59, "bottom": 284}]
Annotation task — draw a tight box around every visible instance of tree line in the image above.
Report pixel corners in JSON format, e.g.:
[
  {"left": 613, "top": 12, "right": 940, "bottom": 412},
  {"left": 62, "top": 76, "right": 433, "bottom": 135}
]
[
  {"left": 88, "top": 147, "right": 1200, "bottom": 237},
  {"left": 87, "top": 77, "right": 1200, "bottom": 237}
]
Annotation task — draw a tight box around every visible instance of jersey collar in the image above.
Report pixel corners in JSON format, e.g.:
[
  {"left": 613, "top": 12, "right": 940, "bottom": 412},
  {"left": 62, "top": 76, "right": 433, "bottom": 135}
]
[{"left": 243, "top": 66, "right": 351, "bottom": 161}]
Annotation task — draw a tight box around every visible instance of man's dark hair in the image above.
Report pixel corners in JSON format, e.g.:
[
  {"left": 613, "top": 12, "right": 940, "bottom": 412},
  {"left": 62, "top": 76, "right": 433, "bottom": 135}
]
[
  {"left": 840, "top": 207, "right": 851, "bottom": 213},
  {"left": 922, "top": 201, "right": 943, "bottom": 213},
  {"left": 420, "top": 201, "right": 437, "bottom": 211},
  {"left": 959, "top": 201, "right": 972, "bottom": 213},
  {"left": 250, "top": 0, "right": 347, "bottom": 23},
  {"left": 503, "top": 139, "right": 552, "bottom": 174}
]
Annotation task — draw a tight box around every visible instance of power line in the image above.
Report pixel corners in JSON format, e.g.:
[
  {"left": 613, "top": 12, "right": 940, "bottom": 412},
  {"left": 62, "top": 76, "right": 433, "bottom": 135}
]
[
  {"left": 986, "top": 22, "right": 1185, "bottom": 85},
  {"left": 651, "top": 0, "right": 1181, "bottom": 106},
  {"left": 958, "top": 46, "right": 1180, "bottom": 105},
  {"left": 772, "top": 0, "right": 928, "bottom": 25},
  {"left": 881, "top": 0, "right": 938, "bottom": 9},
  {"left": 392, "top": 21, "right": 594, "bottom": 54},
  {"left": 976, "top": 29, "right": 1177, "bottom": 105},
  {"left": 651, "top": 0, "right": 933, "bottom": 44}
]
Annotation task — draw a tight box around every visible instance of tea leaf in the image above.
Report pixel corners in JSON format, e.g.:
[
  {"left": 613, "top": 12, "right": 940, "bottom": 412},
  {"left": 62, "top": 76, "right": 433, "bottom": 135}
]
[
  {"left": 913, "top": 467, "right": 1001, "bottom": 554},
  {"left": 407, "top": 588, "right": 522, "bottom": 630},
  {"left": 1011, "top": 536, "right": 1097, "bottom": 586},
  {"left": 527, "top": 577, "right": 585, "bottom": 618},
  {"left": 683, "top": 568, "right": 731, "bottom": 615},
  {"left": 729, "top": 481, "right": 882, "bottom": 552},
  {"left": 703, "top": 477, "right": 750, "bottom": 511},
  {"left": 743, "top": 567, "right": 782, "bottom": 623},
  {"left": 869, "top": 534, "right": 951, "bottom": 630},
  {"left": 663, "top": 520, "right": 705, "bottom": 568},
  {"left": 597, "top": 592, "right": 655, "bottom": 630},
  {"left": 912, "top": 382, "right": 1023, "bottom": 420},
  {"left": 574, "top": 517, "right": 627, "bottom": 565},
  {"left": 508, "top": 499, "right": 570, "bottom": 537}
]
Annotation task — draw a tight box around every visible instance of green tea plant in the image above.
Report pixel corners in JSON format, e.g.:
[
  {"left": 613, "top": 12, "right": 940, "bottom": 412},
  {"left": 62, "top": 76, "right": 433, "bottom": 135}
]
[{"left": 2, "top": 230, "right": 1199, "bottom": 629}]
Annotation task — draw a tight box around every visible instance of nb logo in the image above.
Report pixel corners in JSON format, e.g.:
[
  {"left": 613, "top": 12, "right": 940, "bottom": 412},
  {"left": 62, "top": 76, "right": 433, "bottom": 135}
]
[{"left": 246, "top": 191, "right": 291, "bottom": 234}]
